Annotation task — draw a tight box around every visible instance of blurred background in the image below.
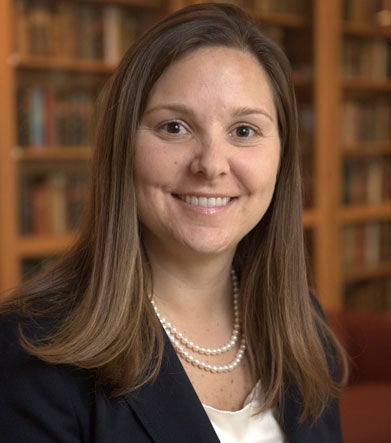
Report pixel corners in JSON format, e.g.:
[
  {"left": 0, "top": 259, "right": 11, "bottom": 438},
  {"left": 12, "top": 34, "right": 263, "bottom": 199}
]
[
  {"left": 2, "top": 0, "right": 390, "bottom": 311},
  {"left": 0, "top": 1, "right": 390, "bottom": 441}
]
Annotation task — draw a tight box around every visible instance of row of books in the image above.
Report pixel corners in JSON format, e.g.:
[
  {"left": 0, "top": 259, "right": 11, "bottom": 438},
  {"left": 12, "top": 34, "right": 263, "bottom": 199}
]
[
  {"left": 187, "top": 0, "right": 310, "bottom": 14},
  {"left": 342, "top": 98, "right": 390, "bottom": 142},
  {"left": 299, "top": 104, "right": 315, "bottom": 146},
  {"left": 342, "top": 0, "right": 391, "bottom": 26},
  {"left": 14, "top": 0, "right": 152, "bottom": 63},
  {"left": 262, "top": 25, "right": 313, "bottom": 75},
  {"left": 343, "top": 158, "right": 391, "bottom": 205},
  {"left": 341, "top": 221, "right": 391, "bottom": 270},
  {"left": 19, "top": 170, "right": 89, "bottom": 235},
  {"left": 342, "top": 38, "right": 390, "bottom": 79},
  {"left": 344, "top": 277, "right": 391, "bottom": 312},
  {"left": 17, "top": 85, "right": 99, "bottom": 147},
  {"left": 250, "top": 0, "right": 310, "bottom": 15}
]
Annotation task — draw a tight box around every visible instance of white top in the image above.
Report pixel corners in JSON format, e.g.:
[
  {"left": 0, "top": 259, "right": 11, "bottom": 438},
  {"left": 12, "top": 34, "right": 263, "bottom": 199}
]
[{"left": 203, "top": 383, "right": 286, "bottom": 443}]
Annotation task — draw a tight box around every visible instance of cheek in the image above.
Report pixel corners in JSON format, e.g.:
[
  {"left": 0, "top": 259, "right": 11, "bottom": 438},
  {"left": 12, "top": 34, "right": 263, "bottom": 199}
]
[
  {"left": 239, "top": 151, "right": 280, "bottom": 195},
  {"left": 134, "top": 150, "right": 166, "bottom": 190},
  {"left": 134, "top": 135, "right": 185, "bottom": 187}
]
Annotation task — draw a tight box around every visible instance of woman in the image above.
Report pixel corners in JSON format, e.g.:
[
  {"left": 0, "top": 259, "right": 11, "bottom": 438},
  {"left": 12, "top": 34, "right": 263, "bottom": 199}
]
[{"left": 0, "top": 3, "right": 347, "bottom": 442}]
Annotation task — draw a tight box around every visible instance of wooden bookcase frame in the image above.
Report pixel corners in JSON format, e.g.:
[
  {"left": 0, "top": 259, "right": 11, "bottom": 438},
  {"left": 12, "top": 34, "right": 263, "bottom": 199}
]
[{"left": 1, "top": 0, "right": 390, "bottom": 310}]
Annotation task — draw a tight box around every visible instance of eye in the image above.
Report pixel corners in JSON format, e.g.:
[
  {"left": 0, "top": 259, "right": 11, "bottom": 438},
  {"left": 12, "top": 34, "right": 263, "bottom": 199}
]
[
  {"left": 158, "top": 120, "right": 189, "bottom": 136},
  {"left": 231, "top": 125, "right": 259, "bottom": 139}
]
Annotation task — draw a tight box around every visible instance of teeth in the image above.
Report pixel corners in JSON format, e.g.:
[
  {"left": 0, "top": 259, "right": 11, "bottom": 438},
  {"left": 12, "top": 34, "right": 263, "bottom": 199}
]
[{"left": 182, "top": 195, "right": 230, "bottom": 207}]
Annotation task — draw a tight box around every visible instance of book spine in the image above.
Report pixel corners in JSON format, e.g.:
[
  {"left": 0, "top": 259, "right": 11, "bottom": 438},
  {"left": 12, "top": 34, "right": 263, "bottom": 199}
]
[
  {"left": 29, "top": 87, "right": 45, "bottom": 148},
  {"left": 342, "top": 98, "right": 391, "bottom": 142},
  {"left": 21, "top": 170, "right": 89, "bottom": 235},
  {"left": 29, "top": 175, "right": 51, "bottom": 235},
  {"left": 103, "top": 4, "right": 120, "bottom": 64},
  {"left": 49, "top": 172, "right": 68, "bottom": 235},
  {"left": 344, "top": 278, "right": 389, "bottom": 311},
  {"left": 342, "top": 221, "right": 390, "bottom": 270},
  {"left": 343, "top": 158, "right": 388, "bottom": 205}
]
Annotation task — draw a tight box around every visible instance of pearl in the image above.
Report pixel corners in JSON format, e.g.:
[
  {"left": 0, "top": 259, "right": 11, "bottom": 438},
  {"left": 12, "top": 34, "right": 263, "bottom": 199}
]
[
  {"left": 150, "top": 269, "right": 246, "bottom": 374},
  {"left": 150, "top": 269, "right": 241, "bottom": 358}
]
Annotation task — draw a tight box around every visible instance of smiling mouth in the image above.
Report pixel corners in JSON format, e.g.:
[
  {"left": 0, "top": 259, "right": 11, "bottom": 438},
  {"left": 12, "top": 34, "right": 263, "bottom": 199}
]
[{"left": 174, "top": 194, "right": 233, "bottom": 207}]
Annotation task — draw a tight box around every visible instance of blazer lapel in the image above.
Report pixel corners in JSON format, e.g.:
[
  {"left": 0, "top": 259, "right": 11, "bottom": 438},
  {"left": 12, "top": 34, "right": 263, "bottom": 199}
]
[{"left": 124, "top": 333, "right": 220, "bottom": 443}]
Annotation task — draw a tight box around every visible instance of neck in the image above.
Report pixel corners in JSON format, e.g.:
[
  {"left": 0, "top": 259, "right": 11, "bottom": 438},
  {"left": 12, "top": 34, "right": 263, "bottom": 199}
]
[
  {"left": 148, "top": 256, "right": 234, "bottom": 312},
  {"left": 145, "top": 255, "right": 236, "bottom": 343},
  {"left": 150, "top": 268, "right": 247, "bottom": 374}
]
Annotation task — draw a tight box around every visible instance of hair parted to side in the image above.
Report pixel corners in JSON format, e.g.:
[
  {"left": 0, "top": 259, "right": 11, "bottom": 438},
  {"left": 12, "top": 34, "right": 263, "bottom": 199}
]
[{"left": 1, "top": 3, "right": 347, "bottom": 423}]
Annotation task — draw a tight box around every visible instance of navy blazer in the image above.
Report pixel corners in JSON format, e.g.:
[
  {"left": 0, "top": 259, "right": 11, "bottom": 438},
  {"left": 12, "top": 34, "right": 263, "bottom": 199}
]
[{"left": 0, "top": 314, "right": 342, "bottom": 442}]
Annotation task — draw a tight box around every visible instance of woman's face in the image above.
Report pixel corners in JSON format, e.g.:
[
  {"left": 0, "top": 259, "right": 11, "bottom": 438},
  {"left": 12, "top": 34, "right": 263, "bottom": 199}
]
[{"left": 134, "top": 46, "right": 281, "bottom": 263}]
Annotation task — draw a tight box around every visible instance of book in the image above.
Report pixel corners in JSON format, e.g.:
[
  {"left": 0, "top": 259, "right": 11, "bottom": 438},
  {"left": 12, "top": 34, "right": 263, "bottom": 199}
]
[
  {"left": 17, "top": 84, "right": 98, "bottom": 148},
  {"left": 29, "top": 174, "right": 51, "bottom": 235},
  {"left": 342, "top": 37, "right": 390, "bottom": 79},
  {"left": 29, "top": 86, "right": 45, "bottom": 148},
  {"left": 19, "top": 174, "right": 32, "bottom": 235},
  {"left": 103, "top": 4, "right": 121, "bottom": 64},
  {"left": 254, "top": 0, "right": 309, "bottom": 14},
  {"left": 344, "top": 0, "right": 378, "bottom": 25},
  {"left": 52, "top": 1, "right": 77, "bottom": 59},
  {"left": 341, "top": 221, "right": 390, "bottom": 270},
  {"left": 13, "top": 0, "right": 157, "bottom": 62},
  {"left": 16, "top": 85, "right": 31, "bottom": 146},
  {"left": 343, "top": 158, "right": 388, "bottom": 205},
  {"left": 366, "top": 159, "right": 384, "bottom": 204},
  {"left": 49, "top": 172, "right": 67, "bottom": 235},
  {"left": 27, "top": 0, "right": 52, "bottom": 56},
  {"left": 343, "top": 160, "right": 367, "bottom": 205},
  {"left": 19, "top": 169, "right": 89, "bottom": 235},
  {"left": 14, "top": 0, "right": 29, "bottom": 56},
  {"left": 342, "top": 98, "right": 391, "bottom": 143},
  {"left": 364, "top": 222, "right": 381, "bottom": 266},
  {"left": 344, "top": 277, "right": 391, "bottom": 312}
]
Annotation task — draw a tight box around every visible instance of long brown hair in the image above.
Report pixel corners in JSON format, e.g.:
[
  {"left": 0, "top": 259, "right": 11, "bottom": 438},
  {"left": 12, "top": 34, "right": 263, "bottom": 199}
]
[{"left": 1, "top": 3, "right": 347, "bottom": 422}]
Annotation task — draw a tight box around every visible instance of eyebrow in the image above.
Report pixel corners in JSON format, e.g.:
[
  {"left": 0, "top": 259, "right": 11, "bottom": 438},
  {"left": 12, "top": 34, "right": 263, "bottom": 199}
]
[
  {"left": 143, "top": 104, "right": 195, "bottom": 118},
  {"left": 232, "top": 106, "right": 274, "bottom": 123},
  {"left": 143, "top": 104, "right": 275, "bottom": 123}
]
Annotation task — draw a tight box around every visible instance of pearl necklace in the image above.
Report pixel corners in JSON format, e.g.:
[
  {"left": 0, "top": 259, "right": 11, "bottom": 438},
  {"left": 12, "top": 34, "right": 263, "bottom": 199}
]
[{"left": 150, "top": 269, "right": 246, "bottom": 373}]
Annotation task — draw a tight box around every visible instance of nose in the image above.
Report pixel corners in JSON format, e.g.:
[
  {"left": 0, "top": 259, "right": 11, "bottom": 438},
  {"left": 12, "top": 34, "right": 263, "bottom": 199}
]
[{"left": 189, "top": 138, "right": 230, "bottom": 179}]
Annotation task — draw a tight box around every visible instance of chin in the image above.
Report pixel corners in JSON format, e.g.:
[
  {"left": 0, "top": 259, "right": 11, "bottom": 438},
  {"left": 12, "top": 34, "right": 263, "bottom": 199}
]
[{"left": 179, "top": 237, "right": 237, "bottom": 258}]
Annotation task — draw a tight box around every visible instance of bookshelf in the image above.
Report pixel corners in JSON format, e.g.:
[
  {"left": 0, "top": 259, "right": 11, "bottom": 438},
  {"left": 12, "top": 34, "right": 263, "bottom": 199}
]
[
  {"left": 0, "top": 0, "right": 390, "bottom": 311},
  {"left": 339, "top": 0, "right": 391, "bottom": 311},
  {"left": 0, "top": 0, "right": 165, "bottom": 296}
]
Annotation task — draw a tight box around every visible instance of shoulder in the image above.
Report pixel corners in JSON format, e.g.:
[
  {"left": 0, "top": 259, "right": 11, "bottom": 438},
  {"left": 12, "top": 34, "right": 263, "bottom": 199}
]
[
  {"left": 0, "top": 313, "right": 95, "bottom": 442},
  {"left": 0, "top": 313, "right": 161, "bottom": 442},
  {"left": 0, "top": 311, "right": 94, "bottom": 385}
]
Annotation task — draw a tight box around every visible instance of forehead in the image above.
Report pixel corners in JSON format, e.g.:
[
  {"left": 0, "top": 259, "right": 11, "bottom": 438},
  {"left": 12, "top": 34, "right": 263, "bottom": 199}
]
[
  {"left": 146, "top": 46, "right": 275, "bottom": 111},
  {"left": 158, "top": 45, "right": 268, "bottom": 83}
]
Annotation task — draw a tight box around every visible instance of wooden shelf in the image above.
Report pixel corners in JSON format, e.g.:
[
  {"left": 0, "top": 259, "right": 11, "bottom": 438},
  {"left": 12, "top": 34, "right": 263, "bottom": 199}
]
[
  {"left": 342, "top": 140, "right": 391, "bottom": 156},
  {"left": 341, "top": 76, "right": 391, "bottom": 92},
  {"left": 251, "top": 11, "right": 311, "bottom": 28},
  {"left": 16, "top": 233, "right": 77, "bottom": 258},
  {"left": 13, "top": 147, "right": 93, "bottom": 162},
  {"left": 80, "top": 0, "right": 162, "bottom": 7},
  {"left": 1, "top": 0, "right": 389, "bottom": 311},
  {"left": 340, "top": 203, "right": 391, "bottom": 223},
  {"left": 344, "top": 261, "right": 391, "bottom": 283},
  {"left": 303, "top": 209, "right": 318, "bottom": 228},
  {"left": 292, "top": 72, "right": 313, "bottom": 88},
  {"left": 342, "top": 21, "right": 391, "bottom": 39}
]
